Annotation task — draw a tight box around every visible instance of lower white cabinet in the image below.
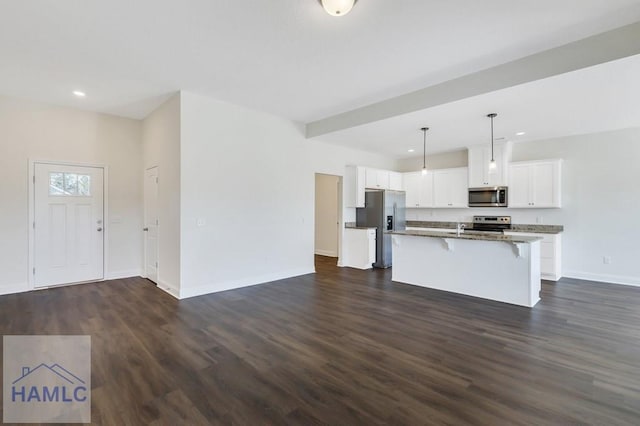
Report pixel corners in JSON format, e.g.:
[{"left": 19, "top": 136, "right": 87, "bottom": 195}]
[
  {"left": 341, "top": 228, "right": 376, "bottom": 269},
  {"left": 504, "top": 231, "right": 562, "bottom": 281}
]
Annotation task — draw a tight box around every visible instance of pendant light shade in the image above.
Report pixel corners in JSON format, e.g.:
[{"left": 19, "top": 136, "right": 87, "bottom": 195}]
[
  {"left": 321, "top": 0, "right": 356, "bottom": 16},
  {"left": 487, "top": 113, "right": 497, "bottom": 172},
  {"left": 421, "top": 127, "right": 429, "bottom": 175}
]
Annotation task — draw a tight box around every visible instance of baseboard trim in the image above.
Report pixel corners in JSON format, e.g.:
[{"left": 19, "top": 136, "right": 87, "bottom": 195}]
[
  {"left": 179, "top": 267, "right": 315, "bottom": 299},
  {"left": 0, "top": 283, "right": 30, "bottom": 296},
  {"left": 563, "top": 271, "right": 640, "bottom": 287},
  {"left": 340, "top": 263, "right": 373, "bottom": 270},
  {"left": 157, "top": 279, "right": 180, "bottom": 299},
  {"left": 315, "top": 249, "right": 338, "bottom": 257},
  {"left": 106, "top": 269, "right": 142, "bottom": 280}
]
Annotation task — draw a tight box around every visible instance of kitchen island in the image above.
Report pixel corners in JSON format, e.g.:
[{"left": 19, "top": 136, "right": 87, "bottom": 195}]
[{"left": 388, "top": 229, "right": 543, "bottom": 307}]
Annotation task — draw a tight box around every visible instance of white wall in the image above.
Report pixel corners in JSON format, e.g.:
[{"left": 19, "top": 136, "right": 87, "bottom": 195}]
[
  {"left": 142, "top": 93, "right": 181, "bottom": 296},
  {"left": 178, "top": 91, "right": 396, "bottom": 298},
  {"left": 315, "top": 174, "right": 340, "bottom": 257},
  {"left": 397, "top": 149, "right": 467, "bottom": 172},
  {"left": 400, "top": 128, "right": 640, "bottom": 286},
  {"left": 0, "top": 96, "right": 143, "bottom": 295}
]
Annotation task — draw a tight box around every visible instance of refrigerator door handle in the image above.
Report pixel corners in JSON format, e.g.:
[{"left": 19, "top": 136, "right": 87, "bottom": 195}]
[{"left": 392, "top": 203, "right": 397, "bottom": 231}]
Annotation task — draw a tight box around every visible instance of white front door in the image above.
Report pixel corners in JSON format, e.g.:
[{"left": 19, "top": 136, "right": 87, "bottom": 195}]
[
  {"left": 144, "top": 167, "right": 159, "bottom": 283},
  {"left": 34, "top": 163, "right": 104, "bottom": 287}
]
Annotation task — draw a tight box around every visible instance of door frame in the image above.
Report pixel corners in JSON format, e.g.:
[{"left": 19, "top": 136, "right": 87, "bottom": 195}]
[
  {"left": 28, "top": 159, "right": 109, "bottom": 290},
  {"left": 143, "top": 166, "right": 159, "bottom": 282},
  {"left": 313, "top": 173, "right": 343, "bottom": 262}
]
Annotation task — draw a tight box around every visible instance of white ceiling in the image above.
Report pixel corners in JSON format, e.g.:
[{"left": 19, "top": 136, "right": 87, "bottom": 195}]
[
  {"left": 317, "top": 54, "right": 640, "bottom": 158},
  {"left": 1, "top": 1, "right": 639, "bottom": 155}
]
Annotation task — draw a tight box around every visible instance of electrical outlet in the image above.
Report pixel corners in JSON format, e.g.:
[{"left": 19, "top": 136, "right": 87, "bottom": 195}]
[
  {"left": 536, "top": 216, "right": 543, "bottom": 224},
  {"left": 196, "top": 218, "right": 206, "bottom": 227},
  {"left": 603, "top": 256, "right": 612, "bottom": 265}
]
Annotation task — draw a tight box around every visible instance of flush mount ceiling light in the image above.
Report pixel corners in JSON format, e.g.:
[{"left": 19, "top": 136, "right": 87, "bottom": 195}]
[
  {"left": 320, "top": 0, "right": 357, "bottom": 16},
  {"left": 408, "top": 149, "right": 415, "bottom": 153},
  {"left": 72, "top": 90, "right": 86, "bottom": 97},
  {"left": 420, "top": 127, "right": 429, "bottom": 175},
  {"left": 516, "top": 131, "right": 526, "bottom": 136},
  {"left": 487, "top": 113, "right": 497, "bottom": 172}
]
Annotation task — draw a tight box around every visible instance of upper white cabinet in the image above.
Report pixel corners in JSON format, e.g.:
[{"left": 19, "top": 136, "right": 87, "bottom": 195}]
[
  {"left": 346, "top": 166, "right": 405, "bottom": 208},
  {"left": 467, "top": 142, "right": 511, "bottom": 188},
  {"left": 365, "top": 168, "right": 390, "bottom": 190},
  {"left": 345, "top": 166, "right": 366, "bottom": 208},
  {"left": 403, "top": 172, "right": 434, "bottom": 208},
  {"left": 508, "top": 159, "right": 562, "bottom": 208},
  {"left": 388, "top": 172, "right": 403, "bottom": 191},
  {"left": 433, "top": 167, "right": 468, "bottom": 208}
]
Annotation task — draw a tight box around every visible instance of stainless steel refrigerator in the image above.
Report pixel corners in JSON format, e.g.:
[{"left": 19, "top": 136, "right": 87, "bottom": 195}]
[{"left": 356, "top": 190, "right": 406, "bottom": 268}]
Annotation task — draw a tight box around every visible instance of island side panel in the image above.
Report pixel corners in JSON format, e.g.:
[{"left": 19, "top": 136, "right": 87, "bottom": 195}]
[{"left": 391, "top": 235, "right": 541, "bottom": 308}]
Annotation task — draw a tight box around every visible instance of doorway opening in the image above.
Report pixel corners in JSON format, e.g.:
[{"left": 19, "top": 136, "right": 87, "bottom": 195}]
[{"left": 314, "top": 173, "right": 342, "bottom": 266}]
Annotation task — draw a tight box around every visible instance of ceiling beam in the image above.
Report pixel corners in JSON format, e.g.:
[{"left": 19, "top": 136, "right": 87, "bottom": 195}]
[{"left": 306, "top": 21, "right": 640, "bottom": 138}]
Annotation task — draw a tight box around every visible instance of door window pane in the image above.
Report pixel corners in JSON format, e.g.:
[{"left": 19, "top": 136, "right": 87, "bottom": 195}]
[
  {"left": 64, "top": 173, "right": 77, "bottom": 194},
  {"left": 49, "top": 172, "right": 91, "bottom": 196},
  {"left": 78, "top": 175, "right": 91, "bottom": 196},
  {"left": 49, "top": 172, "right": 65, "bottom": 195}
]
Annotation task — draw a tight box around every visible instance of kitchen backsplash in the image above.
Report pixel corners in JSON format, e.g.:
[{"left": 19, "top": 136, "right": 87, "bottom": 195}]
[{"left": 405, "top": 208, "right": 564, "bottom": 226}]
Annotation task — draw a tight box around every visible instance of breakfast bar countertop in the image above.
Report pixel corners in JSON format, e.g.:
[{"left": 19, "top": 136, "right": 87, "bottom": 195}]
[{"left": 387, "top": 229, "right": 543, "bottom": 244}]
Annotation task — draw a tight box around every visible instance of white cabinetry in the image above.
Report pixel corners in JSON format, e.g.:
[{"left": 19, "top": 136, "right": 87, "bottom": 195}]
[
  {"left": 345, "top": 166, "right": 366, "bottom": 208},
  {"left": 346, "top": 166, "right": 405, "bottom": 208},
  {"left": 467, "top": 142, "right": 511, "bottom": 187},
  {"left": 403, "top": 172, "right": 433, "bottom": 208},
  {"left": 433, "top": 167, "right": 468, "bottom": 208},
  {"left": 365, "top": 168, "right": 390, "bottom": 190},
  {"left": 388, "top": 172, "right": 403, "bottom": 191},
  {"left": 508, "top": 160, "right": 562, "bottom": 208},
  {"left": 341, "top": 228, "right": 376, "bottom": 270},
  {"left": 504, "top": 231, "right": 562, "bottom": 281}
]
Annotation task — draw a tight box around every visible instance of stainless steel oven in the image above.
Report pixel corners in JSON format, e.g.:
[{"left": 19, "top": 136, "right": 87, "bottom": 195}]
[{"left": 468, "top": 187, "right": 508, "bottom": 207}]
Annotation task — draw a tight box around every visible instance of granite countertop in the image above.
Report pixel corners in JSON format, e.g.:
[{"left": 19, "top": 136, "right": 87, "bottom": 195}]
[
  {"left": 387, "top": 229, "right": 543, "bottom": 243},
  {"left": 406, "top": 221, "right": 563, "bottom": 234},
  {"left": 345, "top": 222, "right": 376, "bottom": 230}
]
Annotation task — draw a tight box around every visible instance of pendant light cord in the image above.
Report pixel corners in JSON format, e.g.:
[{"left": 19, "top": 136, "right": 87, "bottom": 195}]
[
  {"left": 491, "top": 116, "right": 494, "bottom": 161},
  {"left": 488, "top": 113, "right": 497, "bottom": 162},
  {"left": 421, "top": 127, "right": 428, "bottom": 170}
]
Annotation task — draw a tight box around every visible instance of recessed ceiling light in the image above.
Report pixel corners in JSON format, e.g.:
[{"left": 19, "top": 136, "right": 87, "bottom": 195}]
[
  {"left": 73, "top": 90, "right": 86, "bottom": 97},
  {"left": 408, "top": 149, "right": 415, "bottom": 153},
  {"left": 516, "top": 131, "right": 526, "bottom": 136}
]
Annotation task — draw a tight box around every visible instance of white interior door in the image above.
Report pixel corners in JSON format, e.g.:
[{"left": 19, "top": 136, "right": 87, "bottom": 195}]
[
  {"left": 144, "top": 167, "right": 159, "bottom": 283},
  {"left": 34, "top": 163, "right": 104, "bottom": 287}
]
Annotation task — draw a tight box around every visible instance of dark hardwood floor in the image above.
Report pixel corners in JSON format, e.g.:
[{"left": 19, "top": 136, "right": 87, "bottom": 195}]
[{"left": 1, "top": 256, "right": 640, "bottom": 425}]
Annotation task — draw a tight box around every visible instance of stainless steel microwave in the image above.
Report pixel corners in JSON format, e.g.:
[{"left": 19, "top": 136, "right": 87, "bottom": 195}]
[{"left": 468, "top": 187, "right": 508, "bottom": 207}]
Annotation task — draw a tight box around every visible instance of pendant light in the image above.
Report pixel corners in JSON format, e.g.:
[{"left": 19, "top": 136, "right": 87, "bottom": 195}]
[
  {"left": 321, "top": 0, "right": 357, "bottom": 16},
  {"left": 421, "top": 127, "right": 429, "bottom": 175},
  {"left": 487, "top": 113, "right": 497, "bottom": 172}
]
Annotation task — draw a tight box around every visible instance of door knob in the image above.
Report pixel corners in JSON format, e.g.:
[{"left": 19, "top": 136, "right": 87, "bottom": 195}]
[
  {"left": 97, "top": 227, "right": 103, "bottom": 232},
  {"left": 143, "top": 227, "right": 149, "bottom": 231}
]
